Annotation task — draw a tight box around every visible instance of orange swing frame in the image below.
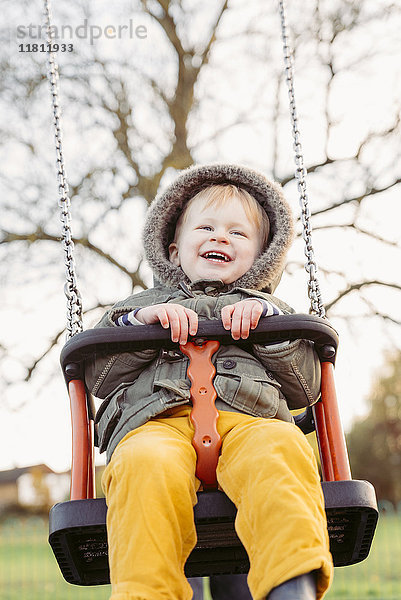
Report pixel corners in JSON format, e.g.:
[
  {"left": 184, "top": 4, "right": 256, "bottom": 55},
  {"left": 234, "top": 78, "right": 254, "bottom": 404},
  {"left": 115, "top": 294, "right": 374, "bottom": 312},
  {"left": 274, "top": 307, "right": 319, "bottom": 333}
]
[
  {"left": 68, "top": 341, "right": 351, "bottom": 502},
  {"left": 49, "top": 317, "right": 378, "bottom": 584}
]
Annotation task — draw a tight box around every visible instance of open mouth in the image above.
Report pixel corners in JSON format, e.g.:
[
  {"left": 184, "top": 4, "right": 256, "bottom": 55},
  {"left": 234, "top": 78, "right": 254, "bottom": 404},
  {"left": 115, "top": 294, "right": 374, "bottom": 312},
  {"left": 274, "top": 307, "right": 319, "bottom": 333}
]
[{"left": 201, "top": 251, "right": 232, "bottom": 263}]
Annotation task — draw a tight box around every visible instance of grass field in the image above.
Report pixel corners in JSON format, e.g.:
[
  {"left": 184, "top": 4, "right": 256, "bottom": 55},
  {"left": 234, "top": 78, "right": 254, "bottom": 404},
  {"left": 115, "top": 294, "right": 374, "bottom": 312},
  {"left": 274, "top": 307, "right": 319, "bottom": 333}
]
[{"left": 0, "top": 513, "right": 400, "bottom": 600}]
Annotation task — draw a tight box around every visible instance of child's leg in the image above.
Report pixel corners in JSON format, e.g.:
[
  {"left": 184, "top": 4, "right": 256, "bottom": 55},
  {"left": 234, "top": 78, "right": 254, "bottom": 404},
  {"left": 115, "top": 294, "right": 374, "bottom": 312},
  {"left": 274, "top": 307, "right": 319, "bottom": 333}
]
[
  {"left": 189, "top": 575, "right": 252, "bottom": 600},
  {"left": 210, "top": 574, "right": 253, "bottom": 600},
  {"left": 267, "top": 572, "right": 317, "bottom": 599},
  {"left": 215, "top": 416, "right": 333, "bottom": 600},
  {"left": 188, "top": 577, "right": 204, "bottom": 599},
  {"left": 102, "top": 415, "right": 199, "bottom": 600},
  {"left": 189, "top": 574, "right": 252, "bottom": 600}
]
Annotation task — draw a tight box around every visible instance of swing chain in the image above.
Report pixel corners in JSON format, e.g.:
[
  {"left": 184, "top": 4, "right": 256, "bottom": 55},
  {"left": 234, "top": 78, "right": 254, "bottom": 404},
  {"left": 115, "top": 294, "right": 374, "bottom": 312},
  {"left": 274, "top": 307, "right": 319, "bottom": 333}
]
[
  {"left": 278, "top": 0, "right": 325, "bottom": 318},
  {"left": 44, "top": 0, "right": 83, "bottom": 338},
  {"left": 42, "top": 0, "right": 323, "bottom": 327}
]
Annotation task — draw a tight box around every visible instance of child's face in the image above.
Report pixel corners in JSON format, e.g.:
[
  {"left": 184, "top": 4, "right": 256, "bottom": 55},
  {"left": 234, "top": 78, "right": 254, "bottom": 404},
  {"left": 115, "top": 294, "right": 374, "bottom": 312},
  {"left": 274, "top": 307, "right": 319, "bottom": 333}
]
[{"left": 168, "top": 194, "right": 263, "bottom": 284}]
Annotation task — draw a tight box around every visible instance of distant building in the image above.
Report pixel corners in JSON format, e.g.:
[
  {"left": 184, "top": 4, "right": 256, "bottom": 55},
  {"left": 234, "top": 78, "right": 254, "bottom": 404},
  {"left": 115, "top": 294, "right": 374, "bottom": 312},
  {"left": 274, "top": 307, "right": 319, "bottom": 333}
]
[{"left": 0, "top": 464, "right": 70, "bottom": 511}]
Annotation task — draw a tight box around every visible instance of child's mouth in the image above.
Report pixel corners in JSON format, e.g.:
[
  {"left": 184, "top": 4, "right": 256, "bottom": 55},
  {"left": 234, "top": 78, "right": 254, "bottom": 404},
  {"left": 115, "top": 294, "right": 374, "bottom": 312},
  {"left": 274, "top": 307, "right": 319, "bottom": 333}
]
[{"left": 201, "top": 251, "right": 232, "bottom": 263}]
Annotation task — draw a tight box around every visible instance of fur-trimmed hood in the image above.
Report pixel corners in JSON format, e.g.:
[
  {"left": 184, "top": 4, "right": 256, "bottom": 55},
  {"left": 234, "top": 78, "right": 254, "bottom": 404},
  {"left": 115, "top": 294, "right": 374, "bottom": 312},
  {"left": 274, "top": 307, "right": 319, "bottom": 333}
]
[{"left": 143, "top": 164, "right": 294, "bottom": 293}]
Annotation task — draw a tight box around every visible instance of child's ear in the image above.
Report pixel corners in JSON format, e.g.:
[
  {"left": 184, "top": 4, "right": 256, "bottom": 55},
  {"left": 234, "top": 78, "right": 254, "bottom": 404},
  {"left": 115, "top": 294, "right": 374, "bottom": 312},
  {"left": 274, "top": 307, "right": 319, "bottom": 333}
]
[{"left": 168, "top": 242, "right": 180, "bottom": 266}]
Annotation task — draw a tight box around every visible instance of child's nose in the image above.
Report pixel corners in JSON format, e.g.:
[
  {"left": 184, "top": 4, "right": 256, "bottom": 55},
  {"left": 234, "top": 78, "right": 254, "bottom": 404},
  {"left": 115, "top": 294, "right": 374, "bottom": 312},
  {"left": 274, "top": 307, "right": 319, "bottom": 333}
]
[{"left": 211, "top": 231, "right": 229, "bottom": 244}]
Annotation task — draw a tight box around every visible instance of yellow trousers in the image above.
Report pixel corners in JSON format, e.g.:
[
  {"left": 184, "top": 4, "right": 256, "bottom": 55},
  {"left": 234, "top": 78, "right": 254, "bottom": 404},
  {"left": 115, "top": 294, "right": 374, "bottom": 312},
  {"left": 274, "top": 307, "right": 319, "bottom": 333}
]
[{"left": 102, "top": 407, "right": 333, "bottom": 600}]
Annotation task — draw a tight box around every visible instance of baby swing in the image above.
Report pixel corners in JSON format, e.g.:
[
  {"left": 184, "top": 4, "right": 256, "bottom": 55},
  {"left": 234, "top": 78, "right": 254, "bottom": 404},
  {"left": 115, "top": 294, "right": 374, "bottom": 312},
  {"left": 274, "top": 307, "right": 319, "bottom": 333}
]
[{"left": 44, "top": 0, "right": 378, "bottom": 586}]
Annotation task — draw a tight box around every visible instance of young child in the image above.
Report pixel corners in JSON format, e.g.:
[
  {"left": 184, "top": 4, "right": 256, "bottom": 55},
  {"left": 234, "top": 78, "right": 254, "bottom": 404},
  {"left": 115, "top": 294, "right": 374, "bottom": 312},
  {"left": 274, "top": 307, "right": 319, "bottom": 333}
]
[{"left": 86, "top": 164, "right": 333, "bottom": 600}]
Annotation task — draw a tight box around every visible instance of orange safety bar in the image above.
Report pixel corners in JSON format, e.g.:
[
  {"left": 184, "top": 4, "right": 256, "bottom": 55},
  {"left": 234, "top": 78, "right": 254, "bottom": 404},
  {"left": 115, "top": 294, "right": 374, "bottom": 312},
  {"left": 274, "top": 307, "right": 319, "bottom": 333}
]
[
  {"left": 180, "top": 340, "right": 221, "bottom": 491},
  {"left": 313, "top": 361, "right": 351, "bottom": 482},
  {"left": 67, "top": 344, "right": 351, "bottom": 496},
  {"left": 68, "top": 380, "right": 96, "bottom": 501}
]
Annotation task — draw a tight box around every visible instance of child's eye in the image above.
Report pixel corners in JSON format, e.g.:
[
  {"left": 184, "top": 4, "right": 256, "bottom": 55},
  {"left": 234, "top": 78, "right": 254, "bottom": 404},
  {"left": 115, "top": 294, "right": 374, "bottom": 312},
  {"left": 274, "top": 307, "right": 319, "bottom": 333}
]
[
  {"left": 199, "top": 225, "right": 213, "bottom": 231},
  {"left": 231, "top": 230, "right": 245, "bottom": 236}
]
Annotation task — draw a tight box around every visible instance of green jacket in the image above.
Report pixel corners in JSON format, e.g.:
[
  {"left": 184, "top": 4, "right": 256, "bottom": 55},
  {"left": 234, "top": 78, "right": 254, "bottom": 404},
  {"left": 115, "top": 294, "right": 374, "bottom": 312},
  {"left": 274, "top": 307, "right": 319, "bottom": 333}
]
[
  {"left": 86, "top": 281, "right": 321, "bottom": 463},
  {"left": 85, "top": 164, "right": 321, "bottom": 463}
]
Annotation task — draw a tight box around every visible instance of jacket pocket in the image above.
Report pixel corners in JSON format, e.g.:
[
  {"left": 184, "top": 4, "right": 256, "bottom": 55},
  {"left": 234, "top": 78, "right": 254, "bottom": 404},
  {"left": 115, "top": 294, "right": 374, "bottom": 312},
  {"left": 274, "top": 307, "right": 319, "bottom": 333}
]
[
  {"left": 213, "top": 357, "right": 281, "bottom": 418},
  {"left": 154, "top": 378, "right": 191, "bottom": 400},
  {"left": 252, "top": 339, "right": 321, "bottom": 408},
  {"left": 96, "top": 390, "right": 126, "bottom": 453},
  {"left": 152, "top": 353, "right": 189, "bottom": 395}
]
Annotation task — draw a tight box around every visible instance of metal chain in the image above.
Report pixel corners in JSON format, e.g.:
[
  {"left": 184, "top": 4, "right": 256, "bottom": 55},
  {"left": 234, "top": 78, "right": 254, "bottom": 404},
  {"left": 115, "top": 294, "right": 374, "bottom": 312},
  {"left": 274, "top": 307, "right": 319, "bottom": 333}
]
[
  {"left": 44, "top": 0, "right": 83, "bottom": 337},
  {"left": 278, "top": 0, "right": 325, "bottom": 317},
  {"left": 43, "top": 0, "right": 323, "bottom": 326}
]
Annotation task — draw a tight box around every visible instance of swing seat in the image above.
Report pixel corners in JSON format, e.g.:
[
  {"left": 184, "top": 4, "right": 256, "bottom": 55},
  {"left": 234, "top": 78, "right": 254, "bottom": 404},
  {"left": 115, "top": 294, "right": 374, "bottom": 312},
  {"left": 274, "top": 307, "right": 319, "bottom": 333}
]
[
  {"left": 49, "top": 481, "right": 378, "bottom": 585},
  {"left": 49, "top": 315, "right": 378, "bottom": 586}
]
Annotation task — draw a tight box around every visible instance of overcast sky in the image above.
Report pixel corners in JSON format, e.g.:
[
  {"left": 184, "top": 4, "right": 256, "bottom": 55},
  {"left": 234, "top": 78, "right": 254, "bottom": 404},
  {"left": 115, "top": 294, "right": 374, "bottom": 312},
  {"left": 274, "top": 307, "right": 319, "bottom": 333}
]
[{"left": 1, "top": 0, "right": 401, "bottom": 476}]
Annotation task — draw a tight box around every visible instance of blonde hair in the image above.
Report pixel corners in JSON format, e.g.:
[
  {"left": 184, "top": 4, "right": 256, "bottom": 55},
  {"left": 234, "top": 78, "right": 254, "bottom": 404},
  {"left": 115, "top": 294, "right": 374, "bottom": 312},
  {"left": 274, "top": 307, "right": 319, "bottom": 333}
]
[{"left": 175, "top": 184, "right": 270, "bottom": 250}]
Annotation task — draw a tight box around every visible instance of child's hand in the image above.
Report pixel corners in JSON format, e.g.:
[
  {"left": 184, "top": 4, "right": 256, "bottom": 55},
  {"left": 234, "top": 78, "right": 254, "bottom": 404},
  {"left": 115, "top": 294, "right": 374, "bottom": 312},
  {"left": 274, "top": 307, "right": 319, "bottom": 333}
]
[
  {"left": 221, "top": 300, "right": 263, "bottom": 340},
  {"left": 135, "top": 303, "right": 198, "bottom": 344}
]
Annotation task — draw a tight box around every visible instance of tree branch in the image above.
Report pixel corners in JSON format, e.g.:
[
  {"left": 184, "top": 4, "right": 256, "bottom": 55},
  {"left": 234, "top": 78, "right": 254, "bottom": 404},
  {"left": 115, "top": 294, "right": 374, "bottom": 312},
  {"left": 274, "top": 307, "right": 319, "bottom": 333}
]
[
  {"left": 356, "top": 113, "right": 401, "bottom": 160},
  {"left": 0, "top": 228, "right": 146, "bottom": 289},
  {"left": 359, "top": 296, "right": 401, "bottom": 327},
  {"left": 280, "top": 157, "right": 335, "bottom": 186},
  {"left": 312, "top": 223, "right": 400, "bottom": 248},
  {"left": 143, "top": 0, "right": 185, "bottom": 57},
  {"left": 310, "top": 178, "right": 401, "bottom": 217},
  {"left": 325, "top": 280, "right": 401, "bottom": 312},
  {"left": 196, "top": 1, "right": 229, "bottom": 72},
  {"left": 23, "top": 303, "right": 115, "bottom": 382}
]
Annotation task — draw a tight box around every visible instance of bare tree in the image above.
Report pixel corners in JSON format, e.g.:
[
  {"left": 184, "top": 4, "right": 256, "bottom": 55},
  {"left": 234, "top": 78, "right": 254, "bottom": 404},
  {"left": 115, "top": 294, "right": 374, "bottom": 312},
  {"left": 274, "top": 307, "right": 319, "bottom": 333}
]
[{"left": 1, "top": 0, "right": 401, "bottom": 404}]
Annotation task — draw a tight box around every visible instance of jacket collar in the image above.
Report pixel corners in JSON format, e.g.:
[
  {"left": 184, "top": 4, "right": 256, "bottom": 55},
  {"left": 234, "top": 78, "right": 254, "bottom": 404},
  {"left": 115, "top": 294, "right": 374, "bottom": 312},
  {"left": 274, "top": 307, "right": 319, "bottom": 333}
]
[{"left": 179, "top": 279, "right": 229, "bottom": 297}]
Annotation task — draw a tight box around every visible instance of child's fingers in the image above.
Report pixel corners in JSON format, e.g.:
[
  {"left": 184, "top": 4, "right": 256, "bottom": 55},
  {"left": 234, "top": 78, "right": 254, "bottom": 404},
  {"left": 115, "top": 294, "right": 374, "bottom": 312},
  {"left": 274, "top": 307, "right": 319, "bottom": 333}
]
[
  {"left": 155, "top": 307, "right": 170, "bottom": 328},
  {"left": 229, "top": 301, "right": 263, "bottom": 340},
  {"left": 241, "top": 302, "right": 263, "bottom": 338},
  {"left": 230, "top": 305, "right": 243, "bottom": 340},
  {"left": 164, "top": 307, "right": 181, "bottom": 342},
  {"left": 157, "top": 302, "right": 262, "bottom": 343},
  {"left": 178, "top": 310, "right": 189, "bottom": 344},
  {"left": 240, "top": 303, "right": 255, "bottom": 339},
  {"left": 250, "top": 301, "right": 263, "bottom": 329},
  {"left": 175, "top": 308, "right": 198, "bottom": 344},
  {"left": 167, "top": 306, "right": 197, "bottom": 344},
  {"left": 155, "top": 305, "right": 198, "bottom": 344},
  {"left": 186, "top": 309, "right": 198, "bottom": 337},
  {"left": 221, "top": 305, "right": 235, "bottom": 330}
]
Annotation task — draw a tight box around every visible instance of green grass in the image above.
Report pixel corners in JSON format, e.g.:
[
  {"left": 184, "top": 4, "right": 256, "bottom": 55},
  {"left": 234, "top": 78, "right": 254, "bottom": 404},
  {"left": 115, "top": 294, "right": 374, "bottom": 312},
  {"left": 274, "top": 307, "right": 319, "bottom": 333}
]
[
  {"left": 0, "top": 516, "right": 110, "bottom": 600},
  {"left": 1, "top": 513, "right": 400, "bottom": 599},
  {"left": 325, "top": 514, "right": 401, "bottom": 599}
]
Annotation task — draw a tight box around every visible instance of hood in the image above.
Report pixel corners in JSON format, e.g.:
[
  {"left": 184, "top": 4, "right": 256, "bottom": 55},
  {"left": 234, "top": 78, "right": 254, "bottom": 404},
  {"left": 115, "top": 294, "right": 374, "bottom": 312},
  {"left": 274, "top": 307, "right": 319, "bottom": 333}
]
[{"left": 142, "top": 164, "right": 294, "bottom": 293}]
